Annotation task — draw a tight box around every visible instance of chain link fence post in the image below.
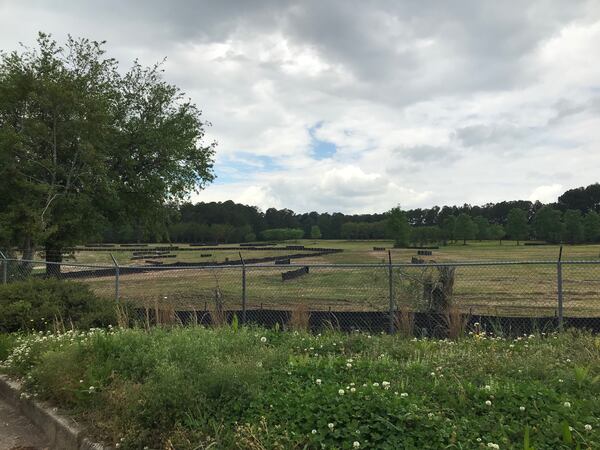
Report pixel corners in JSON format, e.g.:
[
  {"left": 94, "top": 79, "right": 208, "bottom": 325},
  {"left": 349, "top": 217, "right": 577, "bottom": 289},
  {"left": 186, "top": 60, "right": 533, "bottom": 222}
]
[
  {"left": 110, "top": 253, "right": 120, "bottom": 303},
  {"left": 557, "top": 246, "right": 563, "bottom": 332},
  {"left": 388, "top": 250, "right": 395, "bottom": 334},
  {"left": 0, "top": 251, "right": 7, "bottom": 284},
  {"left": 240, "top": 252, "right": 247, "bottom": 325}
]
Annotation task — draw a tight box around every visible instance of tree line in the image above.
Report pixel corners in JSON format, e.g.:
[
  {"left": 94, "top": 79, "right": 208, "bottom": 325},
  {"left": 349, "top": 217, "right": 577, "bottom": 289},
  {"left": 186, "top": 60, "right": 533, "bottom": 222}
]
[{"left": 94, "top": 182, "right": 600, "bottom": 245}]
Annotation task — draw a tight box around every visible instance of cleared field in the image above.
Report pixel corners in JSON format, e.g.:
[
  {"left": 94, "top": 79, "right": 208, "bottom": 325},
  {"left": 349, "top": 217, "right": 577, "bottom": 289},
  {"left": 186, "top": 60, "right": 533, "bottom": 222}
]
[{"left": 36, "top": 240, "right": 600, "bottom": 317}]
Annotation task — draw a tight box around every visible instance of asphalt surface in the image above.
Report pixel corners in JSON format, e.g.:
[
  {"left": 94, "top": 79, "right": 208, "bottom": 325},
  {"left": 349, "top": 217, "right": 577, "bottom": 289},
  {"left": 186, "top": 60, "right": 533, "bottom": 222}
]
[{"left": 0, "top": 396, "right": 49, "bottom": 450}]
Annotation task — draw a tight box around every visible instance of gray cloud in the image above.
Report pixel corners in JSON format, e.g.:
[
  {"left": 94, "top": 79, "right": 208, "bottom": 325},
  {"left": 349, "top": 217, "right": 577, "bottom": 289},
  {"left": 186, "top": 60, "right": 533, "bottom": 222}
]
[{"left": 2, "top": 1, "right": 600, "bottom": 212}]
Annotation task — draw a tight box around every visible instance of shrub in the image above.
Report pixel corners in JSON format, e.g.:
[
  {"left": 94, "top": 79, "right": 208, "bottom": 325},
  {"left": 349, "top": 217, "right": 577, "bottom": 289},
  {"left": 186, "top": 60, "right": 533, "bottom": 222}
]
[{"left": 0, "top": 278, "right": 116, "bottom": 332}]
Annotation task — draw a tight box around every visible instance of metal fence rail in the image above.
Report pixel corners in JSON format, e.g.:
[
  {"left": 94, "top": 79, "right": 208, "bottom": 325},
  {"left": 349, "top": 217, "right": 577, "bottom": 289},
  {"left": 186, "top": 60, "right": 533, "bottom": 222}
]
[{"left": 2, "top": 254, "right": 600, "bottom": 335}]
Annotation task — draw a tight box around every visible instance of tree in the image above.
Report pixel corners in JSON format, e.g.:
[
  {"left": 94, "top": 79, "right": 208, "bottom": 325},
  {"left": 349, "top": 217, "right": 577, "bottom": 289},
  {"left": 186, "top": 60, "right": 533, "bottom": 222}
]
[
  {"left": 533, "top": 206, "right": 564, "bottom": 243},
  {"left": 386, "top": 207, "right": 410, "bottom": 247},
  {"left": 0, "top": 33, "right": 216, "bottom": 273},
  {"left": 310, "top": 225, "right": 322, "bottom": 239},
  {"left": 441, "top": 215, "right": 456, "bottom": 244},
  {"left": 454, "top": 213, "right": 477, "bottom": 245},
  {"left": 506, "top": 208, "right": 529, "bottom": 245},
  {"left": 473, "top": 216, "right": 490, "bottom": 240},
  {"left": 563, "top": 209, "right": 584, "bottom": 244},
  {"left": 488, "top": 224, "right": 506, "bottom": 244},
  {"left": 584, "top": 210, "right": 600, "bottom": 242}
]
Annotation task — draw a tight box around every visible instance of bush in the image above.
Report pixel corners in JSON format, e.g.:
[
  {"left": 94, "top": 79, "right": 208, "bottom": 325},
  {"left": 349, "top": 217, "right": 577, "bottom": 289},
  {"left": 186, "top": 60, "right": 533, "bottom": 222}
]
[{"left": 0, "top": 279, "right": 116, "bottom": 332}]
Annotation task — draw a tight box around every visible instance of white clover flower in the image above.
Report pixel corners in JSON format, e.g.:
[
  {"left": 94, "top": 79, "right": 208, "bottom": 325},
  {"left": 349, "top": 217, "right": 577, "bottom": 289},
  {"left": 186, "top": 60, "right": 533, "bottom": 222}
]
[
  {"left": 316, "top": 379, "right": 322, "bottom": 385},
  {"left": 328, "top": 423, "right": 335, "bottom": 430},
  {"left": 428, "top": 412, "right": 434, "bottom": 419},
  {"left": 400, "top": 392, "right": 408, "bottom": 398},
  {"left": 484, "top": 385, "right": 491, "bottom": 390},
  {"left": 88, "top": 386, "right": 95, "bottom": 393},
  {"left": 338, "top": 389, "right": 345, "bottom": 395},
  {"left": 115, "top": 444, "right": 120, "bottom": 449},
  {"left": 260, "top": 336, "right": 267, "bottom": 343},
  {"left": 346, "top": 363, "right": 352, "bottom": 368},
  {"left": 485, "top": 400, "right": 492, "bottom": 406},
  {"left": 519, "top": 406, "right": 525, "bottom": 412},
  {"left": 430, "top": 372, "right": 436, "bottom": 377},
  {"left": 350, "top": 387, "right": 356, "bottom": 393},
  {"left": 382, "top": 381, "right": 390, "bottom": 387},
  {"left": 372, "top": 382, "right": 380, "bottom": 387},
  {"left": 563, "top": 401, "right": 571, "bottom": 408},
  {"left": 311, "top": 429, "right": 317, "bottom": 434},
  {"left": 353, "top": 442, "right": 360, "bottom": 448},
  {"left": 487, "top": 443, "right": 499, "bottom": 449},
  {"left": 585, "top": 424, "right": 592, "bottom": 431},
  {"left": 558, "top": 379, "right": 564, "bottom": 383},
  {"left": 347, "top": 358, "right": 353, "bottom": 363}
]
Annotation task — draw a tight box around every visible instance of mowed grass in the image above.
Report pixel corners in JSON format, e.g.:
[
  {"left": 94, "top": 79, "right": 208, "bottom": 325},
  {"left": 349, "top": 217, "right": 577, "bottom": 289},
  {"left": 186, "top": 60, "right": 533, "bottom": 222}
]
[{"left": 1, "top": 327, "right": 599, "bottom": 449}]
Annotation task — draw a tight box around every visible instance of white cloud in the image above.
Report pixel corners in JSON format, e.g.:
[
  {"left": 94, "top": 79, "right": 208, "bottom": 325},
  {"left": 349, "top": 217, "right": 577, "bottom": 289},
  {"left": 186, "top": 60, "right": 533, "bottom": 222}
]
[
  {"left": 2, "top": 1, "right": 600, "bottom": 213},
  {"left": 528, "top": 184, "right": 564, "bottom": 203}
]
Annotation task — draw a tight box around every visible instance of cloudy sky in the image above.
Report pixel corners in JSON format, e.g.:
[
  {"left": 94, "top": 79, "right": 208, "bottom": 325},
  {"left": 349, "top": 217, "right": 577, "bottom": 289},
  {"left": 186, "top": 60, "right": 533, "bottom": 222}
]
[{"left": 2, "top": 1, "right": 600, "bottom": 213}]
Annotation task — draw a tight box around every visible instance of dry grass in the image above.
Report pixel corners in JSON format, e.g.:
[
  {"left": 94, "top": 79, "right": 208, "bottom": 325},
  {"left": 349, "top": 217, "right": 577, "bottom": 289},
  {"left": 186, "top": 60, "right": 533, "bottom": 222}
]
[{"left": 288, "top": 304, "right": 311, "bottom": 331}]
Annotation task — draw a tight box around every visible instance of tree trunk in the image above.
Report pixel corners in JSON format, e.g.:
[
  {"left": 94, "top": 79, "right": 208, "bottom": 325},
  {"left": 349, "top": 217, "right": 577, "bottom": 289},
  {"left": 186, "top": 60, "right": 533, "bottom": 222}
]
[{"left": 45, "top": 242, "right": 63, "bottom": 277}]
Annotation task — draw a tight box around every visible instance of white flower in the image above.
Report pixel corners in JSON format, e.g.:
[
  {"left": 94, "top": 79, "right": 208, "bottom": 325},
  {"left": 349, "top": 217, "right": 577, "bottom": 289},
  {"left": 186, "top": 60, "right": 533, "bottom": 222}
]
[
  {"left": 563, "top": 401, "right": 571, "bottom": 408},
  {"left": 485, "top": 400, "right": 492, "bottom": 406},
  {"left": 519, "top": 406, "right": 525, "bottom": 412},
  {"left": 382, "top": 381, "right": 390, "bottom": 388},
  {"left": 260, "top": 336, "right": 267, "bottom": 343},
  {"left": 428, "top": 412, "right": 434, "bottom": 418},
  {"left": 372, "top": 382, "right": 380, "bottom": 387},
  {"left": 484, "top": 385, "right": 491, "bottom": 390},
  {"left": 338, "top": 389, "right": 345, "bottom": 396},
  {"left": 311, "top": 429, "right": 317, "bottom": 434},
  {"left": 400, "top": 392, "right": 408, "bottom": 398},
  {"left": 346, "top": 363, "right": 352, "bottom": 368},
  {"left": 585, "top": 424, "right": 592, "bottom": 431},
  {"left": 487, "top": 443, "right": 499, "bottom": 449},
  {"left": 353, "top": 442, "right": 360, "bottom": 448},
  {"left": 316, "top": 379, "right": 322, "bottom": 385},
  {"left": 558, "top": 379, "right": 564, "bottom": 383},
  {"left": 430, "top": 372, "right": 436, "bottom": 377},
  {"left": 350, "top": 387, "right": 356, "bottom": 393},
  {"left": 328, "top": 423, "right": 334, "bottom": 430}
]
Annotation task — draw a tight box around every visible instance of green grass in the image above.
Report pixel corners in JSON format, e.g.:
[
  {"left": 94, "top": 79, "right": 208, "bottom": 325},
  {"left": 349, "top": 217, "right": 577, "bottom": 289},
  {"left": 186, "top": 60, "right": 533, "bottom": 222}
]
[{"left": 1, "top": 327, "right": 599, "bottom": 449}]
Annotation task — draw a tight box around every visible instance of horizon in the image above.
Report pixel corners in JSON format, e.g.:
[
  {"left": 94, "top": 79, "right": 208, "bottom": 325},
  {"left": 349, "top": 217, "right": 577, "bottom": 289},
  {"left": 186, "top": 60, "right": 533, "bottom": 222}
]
[{"left": 2, "top": 1, "right": 600, "bottom": 214}]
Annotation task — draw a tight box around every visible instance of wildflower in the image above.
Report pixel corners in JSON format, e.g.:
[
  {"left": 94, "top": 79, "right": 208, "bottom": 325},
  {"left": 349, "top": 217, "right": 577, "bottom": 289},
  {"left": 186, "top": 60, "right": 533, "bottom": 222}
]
[
  {"left": 311, "top": 429, "right": 317, "bottom": 434},
  {"left": 558, "top": 379, "right": 564, "bottom": 383},
  {"left": 338, "top": 389, "right": 345, "bottom": 395},
  {"left": 88, "top": 386, "right": 95, "bottom": 393},
  {"left": 372, "top": 382, "right": 380, "bottom": 387},
  {"left": 353, "top": 442, "right": 360, "bottom": 448},
  {"left": 328, "top": 423, "right": 334, "bottom": 430},
  {"left": 487, "top": 443, "right": 499, "bottom": 449},
  {"left": 428, "top": 413, "right": 434, "bottom": 419},
  {"left": 400, "top": 392, "right": 408, "bottom": 398},
  {"left": 260, "top": 336, "right": 267, "bottom": 343},
  {"left": 485, "top": 400, "right": 492, "bottom": 406},
  {"left": 350, "top": 387, "right": 356, "bottom": 393},
  {"left": 316, "top": 379, "right": 322, "bottom": 385},
  {"left": 382, "top": 381, "right": 390, "bottom": 389},
  {"left": 430, "top": 372, "right": 435, "bottom": 377},
  {"left": 519, "top": 406, "right": 525, "bottom": 412},
  {"left": 484, "top": 385, "right": 491, "bottom": 390},
  {"left": 585, "top": 424, "right": 592, "bottom": 431},
  {"left": 563, "top": 401, "right": 571, "bottom": 408},
  {"left": 346, "top": 363, "right": 352, "bottom": 368}
]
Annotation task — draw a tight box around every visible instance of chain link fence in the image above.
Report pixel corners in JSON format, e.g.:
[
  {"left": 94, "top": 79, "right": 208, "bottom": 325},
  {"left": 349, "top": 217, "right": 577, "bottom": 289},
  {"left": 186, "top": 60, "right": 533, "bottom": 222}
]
[{"left": 2, "top": 255, "right": 600, "bottom": 335}]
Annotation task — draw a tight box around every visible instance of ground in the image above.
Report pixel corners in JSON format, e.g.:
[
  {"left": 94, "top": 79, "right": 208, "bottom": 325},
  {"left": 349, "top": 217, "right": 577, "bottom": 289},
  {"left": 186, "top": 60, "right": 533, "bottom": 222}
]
[{"left": 0, "top": 396, "right": 48, "bottom": 450}]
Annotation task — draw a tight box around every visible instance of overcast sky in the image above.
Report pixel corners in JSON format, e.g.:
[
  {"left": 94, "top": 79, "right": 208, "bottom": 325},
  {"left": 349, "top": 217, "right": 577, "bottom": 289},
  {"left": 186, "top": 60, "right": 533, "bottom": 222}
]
[{"left": 2, "top": 1, "right": 600, "bottom": 214}]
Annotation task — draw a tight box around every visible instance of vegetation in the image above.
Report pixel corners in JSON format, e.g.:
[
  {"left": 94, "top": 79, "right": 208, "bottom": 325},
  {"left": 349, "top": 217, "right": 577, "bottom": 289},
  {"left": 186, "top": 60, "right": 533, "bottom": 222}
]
[
  {"left": 0, "top": 279, "right": 116, "bottom": 332},
  {"left": 0, "top": 327, "right": 598, "bottom": 449},
  {"left": 0, "top": 33, "right": 216, "bottom": 267}
]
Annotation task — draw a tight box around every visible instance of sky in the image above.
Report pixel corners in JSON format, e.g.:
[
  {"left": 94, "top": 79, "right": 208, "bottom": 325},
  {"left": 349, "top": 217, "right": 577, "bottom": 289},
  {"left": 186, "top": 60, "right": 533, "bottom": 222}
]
[{"left": 2, "top": 1, "right": 600, "bottom": 214}]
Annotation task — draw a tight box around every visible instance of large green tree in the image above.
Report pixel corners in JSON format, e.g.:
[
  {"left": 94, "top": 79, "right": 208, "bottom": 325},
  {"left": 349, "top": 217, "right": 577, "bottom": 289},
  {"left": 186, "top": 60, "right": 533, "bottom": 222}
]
[
  {"left": 454, "top": 213, "right": 477, "bottom": 245},
  {"left": 532, "top": 206, "right": 563, "bottom": 243},
  {"left": 386, "top": 206, "right": 410, "bottom": 247},
  {"left": 562, "top": 209, "right": 584, "bottom": 244},
  {"left": 506, "top": 208, "right": 529, "bottom": 245},
  {"left": 0, "top": 33, "right": 216, "bottom": 273},
  {"left": 584, "top": 210, "right": 600, "bottom": 242}
]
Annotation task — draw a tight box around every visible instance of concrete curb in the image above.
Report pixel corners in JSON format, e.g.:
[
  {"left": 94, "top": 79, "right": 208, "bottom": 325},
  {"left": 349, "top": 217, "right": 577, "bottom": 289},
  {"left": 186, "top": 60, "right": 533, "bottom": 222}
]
[{"left": 0, "top": 374, "right": 111, "bottom": 450}]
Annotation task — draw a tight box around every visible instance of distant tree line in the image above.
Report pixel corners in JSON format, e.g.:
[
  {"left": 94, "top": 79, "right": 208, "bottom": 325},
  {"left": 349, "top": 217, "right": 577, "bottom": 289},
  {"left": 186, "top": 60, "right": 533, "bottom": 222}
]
[{"left": 97, "top": 183, "right": 600, "bottom": 244}]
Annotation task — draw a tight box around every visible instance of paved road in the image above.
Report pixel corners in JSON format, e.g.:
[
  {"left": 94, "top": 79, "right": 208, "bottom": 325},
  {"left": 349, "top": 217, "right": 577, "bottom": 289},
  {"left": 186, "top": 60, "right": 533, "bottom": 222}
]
[{"left": 0, "top": 396, "right": 49, "bottom": 450}]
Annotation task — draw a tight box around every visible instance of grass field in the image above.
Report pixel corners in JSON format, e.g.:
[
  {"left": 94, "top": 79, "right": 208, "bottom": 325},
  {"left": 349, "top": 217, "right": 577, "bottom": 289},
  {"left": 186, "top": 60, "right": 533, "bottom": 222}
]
[
  {"left": 1, "top": 327, "right": 598, "bottom": 449},
  {"left": 63, "top": 239, "right": 600, "bottom": 266},
  {"left": 48, "top": 240, "right": 600, "bottom": 317}
]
